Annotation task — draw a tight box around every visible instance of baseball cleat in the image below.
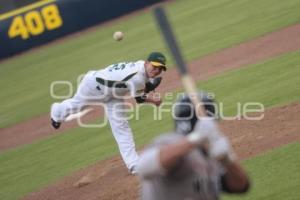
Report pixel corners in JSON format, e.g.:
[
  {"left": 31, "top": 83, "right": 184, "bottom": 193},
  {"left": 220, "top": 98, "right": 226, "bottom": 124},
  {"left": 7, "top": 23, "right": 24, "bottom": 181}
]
[
  {"left": 51, "top": 118, "right": 61, "bottom": 129},
  {"left": 129, "top": 165, "right": 138, "bottom": 175}
]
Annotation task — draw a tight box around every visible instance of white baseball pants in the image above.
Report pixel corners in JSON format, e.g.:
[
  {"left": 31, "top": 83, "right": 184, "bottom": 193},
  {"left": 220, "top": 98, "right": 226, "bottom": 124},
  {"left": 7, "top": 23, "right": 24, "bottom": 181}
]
[{"left": 51, "top": 71, "right": 139, "bottom": 170}]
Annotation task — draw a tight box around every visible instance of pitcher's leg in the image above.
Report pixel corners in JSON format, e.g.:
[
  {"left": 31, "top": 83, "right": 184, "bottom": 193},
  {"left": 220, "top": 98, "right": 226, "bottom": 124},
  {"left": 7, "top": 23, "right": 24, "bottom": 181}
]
[
  {"left": 105, "top": 99, "right": 139, "bottom": 170},
  {"left": 50, "top": 71, "right": 98, "bottom": 124},
  {"left": 51, "top": 98, "right": 85, "bottom": 122}
]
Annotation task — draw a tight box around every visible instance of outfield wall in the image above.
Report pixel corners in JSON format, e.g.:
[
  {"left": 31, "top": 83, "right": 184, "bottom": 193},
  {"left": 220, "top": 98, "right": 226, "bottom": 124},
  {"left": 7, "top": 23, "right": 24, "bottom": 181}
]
[{"left": 0, "top": 0, "right": 162, "bottom": 60}]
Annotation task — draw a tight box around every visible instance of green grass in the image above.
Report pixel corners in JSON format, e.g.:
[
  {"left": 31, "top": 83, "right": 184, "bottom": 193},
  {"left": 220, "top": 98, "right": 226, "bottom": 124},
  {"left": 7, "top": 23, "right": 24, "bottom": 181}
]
[
  {"left": 198, "top": 51, "right": 300, "bottom": 116},
  {"left": 0, "top": 125, "right": 116, "bottom": 200},
  {"left": 1, "top": 0, "right": 300, "bottom": 127},
  {"left": 0, "top": 107, "right": 173, "bottom": 200},
  {"left": 0, "top": 48, "right": 300, "bottom": 200},
  {"left": 224, "top": 141, "right": 300, "bottom": 200}
]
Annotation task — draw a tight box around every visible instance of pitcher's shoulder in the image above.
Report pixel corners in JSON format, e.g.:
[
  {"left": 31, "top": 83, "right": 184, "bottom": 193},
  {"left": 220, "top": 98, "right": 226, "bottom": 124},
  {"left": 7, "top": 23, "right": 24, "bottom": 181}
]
[{"left": 132, "top": 60, "right": 145, "bottom": 68}]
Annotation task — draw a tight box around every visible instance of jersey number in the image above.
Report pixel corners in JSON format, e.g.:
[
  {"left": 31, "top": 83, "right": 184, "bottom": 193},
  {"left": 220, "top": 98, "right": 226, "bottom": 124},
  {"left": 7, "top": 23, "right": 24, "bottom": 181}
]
[{"left": 109, "top": 63, "right": 126, "bottom": 71}]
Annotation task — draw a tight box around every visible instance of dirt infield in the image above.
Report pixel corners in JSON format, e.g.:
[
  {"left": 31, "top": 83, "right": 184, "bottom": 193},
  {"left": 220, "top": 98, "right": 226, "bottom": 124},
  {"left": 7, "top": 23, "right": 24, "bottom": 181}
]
[
  {"left": 1, "top": 23, "right": 300, "bottom": 152},
  {"left": 22, "top": 102, "right": 300, "bottom": 200}
]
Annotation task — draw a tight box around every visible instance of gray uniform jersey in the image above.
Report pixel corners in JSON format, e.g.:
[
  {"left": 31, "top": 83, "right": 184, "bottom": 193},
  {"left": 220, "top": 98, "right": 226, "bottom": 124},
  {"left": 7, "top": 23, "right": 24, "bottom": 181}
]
[{"left": 138, "top": 133, "right": 224, "bottom": 200}]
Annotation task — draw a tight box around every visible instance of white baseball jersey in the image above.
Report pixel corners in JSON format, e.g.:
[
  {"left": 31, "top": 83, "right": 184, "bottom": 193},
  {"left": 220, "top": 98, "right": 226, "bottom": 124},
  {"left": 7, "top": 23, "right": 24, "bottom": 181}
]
[
  {"left": 138, "top": 133, "right": 224, "bottom": 200},
  {"left": 94, "top": 60, "right": 148, "bottom": 98}
]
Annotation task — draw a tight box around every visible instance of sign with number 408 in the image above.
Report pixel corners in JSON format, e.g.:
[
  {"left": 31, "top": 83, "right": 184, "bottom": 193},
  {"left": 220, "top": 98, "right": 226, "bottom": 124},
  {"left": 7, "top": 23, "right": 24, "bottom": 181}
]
[{"left": 8, "top": 4, "right": 63, "bottom": 40}]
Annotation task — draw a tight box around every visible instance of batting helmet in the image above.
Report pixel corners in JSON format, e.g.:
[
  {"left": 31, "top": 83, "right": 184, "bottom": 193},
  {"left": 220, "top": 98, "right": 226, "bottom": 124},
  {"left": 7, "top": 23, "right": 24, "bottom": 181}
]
[{"left": 174, "top": 91, "right": 217, "bottom": 135}]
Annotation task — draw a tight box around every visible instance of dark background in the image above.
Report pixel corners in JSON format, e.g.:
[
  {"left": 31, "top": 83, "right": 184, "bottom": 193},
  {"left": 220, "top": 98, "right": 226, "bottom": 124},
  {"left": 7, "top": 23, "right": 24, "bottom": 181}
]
[
  {"left": 0, "top": 0, "right": 39, "bottom": 14},
  {"left": 0, "top": 0, "right": 162, "bottom": 60}
]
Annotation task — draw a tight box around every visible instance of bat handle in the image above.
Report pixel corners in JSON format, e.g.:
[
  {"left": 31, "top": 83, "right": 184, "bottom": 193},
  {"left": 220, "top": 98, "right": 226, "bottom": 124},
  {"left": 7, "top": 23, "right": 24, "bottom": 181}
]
[{"left": 181, "top": 75, "right": 206, "bottom": 117}]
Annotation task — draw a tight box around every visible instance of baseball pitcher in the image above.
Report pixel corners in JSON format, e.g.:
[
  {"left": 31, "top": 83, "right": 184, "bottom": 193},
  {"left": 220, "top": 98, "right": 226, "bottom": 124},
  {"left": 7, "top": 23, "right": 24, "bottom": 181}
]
[
  {"left": 137, "top": 92, "right": 250, "bottom": 199},
  {"left": 50, "top": 52, "right": 167, "bottom": 174}
]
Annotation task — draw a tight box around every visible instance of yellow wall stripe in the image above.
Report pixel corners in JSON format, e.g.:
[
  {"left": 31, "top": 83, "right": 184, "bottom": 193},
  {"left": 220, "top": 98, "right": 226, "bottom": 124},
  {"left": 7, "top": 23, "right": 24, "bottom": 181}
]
[{"left": 0, "top": 0, "right": 57, "bottom": 21}]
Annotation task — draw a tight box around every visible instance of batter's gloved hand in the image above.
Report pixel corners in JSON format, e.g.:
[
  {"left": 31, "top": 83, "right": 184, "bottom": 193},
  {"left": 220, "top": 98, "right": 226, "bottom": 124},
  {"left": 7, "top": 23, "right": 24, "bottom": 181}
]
[
  {"left": 209, "top": 135, "right": 236, "bottom": 163},
  {"left": 187, "top": 117, "right": 220, "bottom": 145},
  {"left": 144, "top": 77, "right": 162, "bottom": 93}
]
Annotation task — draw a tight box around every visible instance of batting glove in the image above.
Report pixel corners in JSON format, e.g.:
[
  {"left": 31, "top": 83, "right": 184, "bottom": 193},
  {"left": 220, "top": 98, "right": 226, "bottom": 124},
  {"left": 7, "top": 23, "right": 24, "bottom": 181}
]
[
  {"left": 209, "top": 135, "right": 236, "bottom": 163},
  {"left": 187, "top": 117, "right": 220, "bottom": 145}
]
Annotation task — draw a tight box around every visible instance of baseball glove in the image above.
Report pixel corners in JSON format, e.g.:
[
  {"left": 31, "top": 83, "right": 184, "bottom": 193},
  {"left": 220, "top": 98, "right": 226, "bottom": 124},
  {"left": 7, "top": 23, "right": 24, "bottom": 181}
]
[{"left": 144, "top": 77, "right": 162, "bottom": 93}]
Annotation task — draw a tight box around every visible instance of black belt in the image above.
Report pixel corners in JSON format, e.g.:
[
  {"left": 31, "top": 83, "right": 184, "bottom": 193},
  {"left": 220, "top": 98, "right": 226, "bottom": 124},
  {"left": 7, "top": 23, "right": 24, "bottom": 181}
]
[
  {"left": 96, "top": 77, "right": 127, "bottom": 88},
  {"left": 95, "top": 72, "right": 137, "bottom": 89}
]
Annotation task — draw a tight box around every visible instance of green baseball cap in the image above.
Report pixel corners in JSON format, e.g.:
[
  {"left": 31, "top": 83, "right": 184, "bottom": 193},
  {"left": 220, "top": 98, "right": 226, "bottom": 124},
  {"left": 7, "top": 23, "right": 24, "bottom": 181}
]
[{"left": 147, "top": 52, "right": 167, "bottom": 71}]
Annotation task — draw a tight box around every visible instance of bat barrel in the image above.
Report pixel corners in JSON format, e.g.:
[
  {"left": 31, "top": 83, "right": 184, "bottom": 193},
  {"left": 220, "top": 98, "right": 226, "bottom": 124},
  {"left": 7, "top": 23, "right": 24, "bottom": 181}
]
[
  {"left": 153, "top": 7, "right": 188, "bottom": 75},
  {"left": 153, "top": 6, "right": 206, "bottom": 117}
]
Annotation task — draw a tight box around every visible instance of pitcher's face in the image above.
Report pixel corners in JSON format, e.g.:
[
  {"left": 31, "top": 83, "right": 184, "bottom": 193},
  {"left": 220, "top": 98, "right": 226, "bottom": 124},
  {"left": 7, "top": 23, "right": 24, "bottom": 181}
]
[{"left": 145, "top": 61, "right": 163, "bottom": 78}]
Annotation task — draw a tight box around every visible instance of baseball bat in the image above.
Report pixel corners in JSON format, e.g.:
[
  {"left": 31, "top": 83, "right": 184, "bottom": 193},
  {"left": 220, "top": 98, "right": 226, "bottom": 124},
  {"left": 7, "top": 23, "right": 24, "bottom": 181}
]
[{"left": 153, "top": 6, "right": 206, "bottom": 117}]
